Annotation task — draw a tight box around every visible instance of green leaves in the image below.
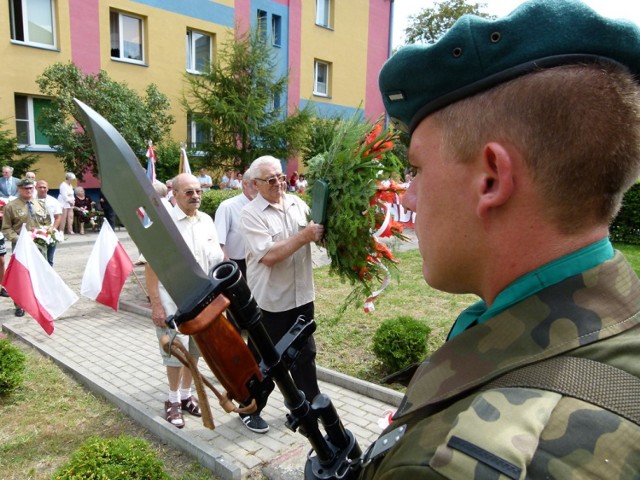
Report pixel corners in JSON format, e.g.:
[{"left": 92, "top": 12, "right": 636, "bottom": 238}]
[{"left": 36, "top": 62, "right": 174, "bottom": 180}]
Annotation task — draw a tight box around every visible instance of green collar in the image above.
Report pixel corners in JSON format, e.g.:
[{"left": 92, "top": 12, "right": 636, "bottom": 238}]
[{"left": 447, "top": 237, "right": 614, "bottom": 340}]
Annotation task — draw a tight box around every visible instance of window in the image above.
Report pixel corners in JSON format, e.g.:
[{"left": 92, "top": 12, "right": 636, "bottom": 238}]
[
  {"left": 315, "top": 0, "right": 332, "bottom": 28},
  {"left": 256, "top": 10, "right": 267, "bottom": 43},
  {"left": 186, "top": 29, "right": 212, "bottom": 73},
  {"left": 187, "top": 113, "right": 211, "bottom": 150},
  {"left": 314, "top": 60, "right": 330, "bottom": 96},
  {"left": 9, "top": 0, "right": 56, "bottom": 48},
  {"left": 110, "top": 11, "right": 144, "bottom": 63},
  {"left": 272, "top": 14, "right": 282, "bottom": 47},
  {"left": 15, "top": 95, "right": 52, "bottom": 148}
]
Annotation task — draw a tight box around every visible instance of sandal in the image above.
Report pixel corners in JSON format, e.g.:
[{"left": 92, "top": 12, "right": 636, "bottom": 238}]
[
  {"left": 181, "top": 395, "right": 202, "bottom": 417},
  {"left": 164, "top": 400, "right": 185, "bottom": 428}
]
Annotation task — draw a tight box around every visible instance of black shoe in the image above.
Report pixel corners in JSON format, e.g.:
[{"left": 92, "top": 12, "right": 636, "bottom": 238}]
[
  {"left": 0, "top": 288, "right": 9, "bottom": 297},
  {"left": 14, "top": 308, "right": 24, "bottom": 317},
  {"left": 240, "top": 414, "right": 269, "bottom": 434}
]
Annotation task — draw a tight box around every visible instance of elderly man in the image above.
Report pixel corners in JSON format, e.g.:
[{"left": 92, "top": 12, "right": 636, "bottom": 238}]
[
  {"left": 144, "top": 173, "right": 224, "bottom": 429},
  {"left": 359, "top": 1, "right": 640, "bottom": 478},
  {"left": 240, "top": 155, "right": 324, "bottom": 434},
  {"left": 214, "top": 169, "right": 257, "bottom": 278},
  {"left": 0, "top": 166, "right": 18, "bottom": 198},
  {"left": 2, "top": 178, "right": 50, "bottom": 316}
]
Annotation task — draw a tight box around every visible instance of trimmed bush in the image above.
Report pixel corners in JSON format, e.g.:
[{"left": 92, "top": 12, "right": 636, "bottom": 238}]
[
  {"left": 199, "top": 189, "right": 241, "bottom": 220},
  {"left": 53, "top": 435, "right": 171, "bottom": 480},
  {"left": 372, "top": 316, "right": 431, "bottom": 373},
  {"left": 0, "top": 338, "right": 26, "bottom": 395}
]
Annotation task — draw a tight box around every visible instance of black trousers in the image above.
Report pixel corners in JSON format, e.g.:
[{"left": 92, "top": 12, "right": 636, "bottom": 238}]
[{"left": 249, "top": 302, "right": 320, "bottom": 412}]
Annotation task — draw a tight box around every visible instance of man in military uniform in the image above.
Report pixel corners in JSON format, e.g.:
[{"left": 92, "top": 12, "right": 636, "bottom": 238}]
[
  {"left": 1, "top": 178, "right": 50, "bottom": 316},
  {"left": 362, "top": 1, "right": 640, "bottom": 478}
]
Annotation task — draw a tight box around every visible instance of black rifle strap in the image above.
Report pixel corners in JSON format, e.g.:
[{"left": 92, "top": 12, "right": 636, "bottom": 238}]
[{"left": 481, "top": 356, "right": 640, "bottom": 426}]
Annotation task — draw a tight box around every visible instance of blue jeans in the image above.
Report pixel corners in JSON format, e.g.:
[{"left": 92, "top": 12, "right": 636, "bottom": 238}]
[{"left": 47, "top": 244, "right": 56, "bottom": 266}]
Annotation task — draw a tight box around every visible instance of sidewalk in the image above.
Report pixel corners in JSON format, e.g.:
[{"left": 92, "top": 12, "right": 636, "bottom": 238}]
[{"left": 0, "top": 229, "right": 410, "bottom": 479}]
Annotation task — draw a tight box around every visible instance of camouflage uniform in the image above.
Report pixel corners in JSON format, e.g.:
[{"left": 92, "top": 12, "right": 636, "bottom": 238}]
[{"left": 361, "top": 252, "right": 640, "bottom": 479}]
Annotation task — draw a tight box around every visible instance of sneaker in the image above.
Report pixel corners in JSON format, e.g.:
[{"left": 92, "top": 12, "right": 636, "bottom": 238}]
[
  {"left": 240, "top": 414, "right": 269, "bottom": 434},
  {"left": 0, "top": 287, "right": 9, "bottom": 297}
]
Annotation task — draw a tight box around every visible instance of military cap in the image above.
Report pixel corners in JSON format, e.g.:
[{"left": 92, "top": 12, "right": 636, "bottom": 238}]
[
  {"left": 17, "top": 178, "right": 34, "bottom": 188},
  {"left": 379, "top": 0, "right": 640, "bottom": 134}
]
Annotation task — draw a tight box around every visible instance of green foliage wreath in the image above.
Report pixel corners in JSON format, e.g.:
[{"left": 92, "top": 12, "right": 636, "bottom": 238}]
[{"left": 306, "top": 115, "right": 408, "bottom": 310}]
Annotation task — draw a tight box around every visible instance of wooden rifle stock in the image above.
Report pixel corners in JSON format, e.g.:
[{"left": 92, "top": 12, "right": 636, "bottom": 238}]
[{"left": 176, "top": 294, "right": 261, "bottom": 404}]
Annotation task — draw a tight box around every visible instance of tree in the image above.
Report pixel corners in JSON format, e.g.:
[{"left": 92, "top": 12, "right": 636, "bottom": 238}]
[
  {"left": 404, "top": 0, "right": 494, "bottom": 45},
  {"left": 36, "top": 62, "right": 175, "bottom": 179},
  {"left": 0, "top": 117, "right": 38, "bottom": 177},
  {"left": 183, "top": 29, "right": 312, "bottom": 172}
]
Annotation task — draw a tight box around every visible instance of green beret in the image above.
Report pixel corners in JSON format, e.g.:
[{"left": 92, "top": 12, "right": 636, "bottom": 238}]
[{"left": 379, "top": 0, "right": 640, "bottom": 134}]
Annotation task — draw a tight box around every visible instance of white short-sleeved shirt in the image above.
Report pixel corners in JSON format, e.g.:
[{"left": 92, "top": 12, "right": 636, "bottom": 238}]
[
  {"left": 241, "top": 193, "right": 314, "bottom": 312},
  {"left": 214, "top": 193, "right": 250, "bottom": 260},
  {"left": 157, "top": 207, "right": 224, "bottom": 316},
  {"left": 42, "top": 194, "right": 62, "bottom": 225}
]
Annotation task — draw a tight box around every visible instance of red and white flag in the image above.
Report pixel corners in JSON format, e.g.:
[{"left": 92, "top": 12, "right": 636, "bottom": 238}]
[
  {"left": 3, "top": 225, "right": 78, "bottom": 335},
  {"left": 146, "top": 141, "right": 157, "bottom": 183},
  {"left": 81, "top": 221, "right": 134, "bottom": 311}
]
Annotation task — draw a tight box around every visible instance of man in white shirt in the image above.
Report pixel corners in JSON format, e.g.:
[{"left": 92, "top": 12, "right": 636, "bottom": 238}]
[
  {"left": 214, "top": 170, "right": 257, "bottom": 278},
  {"left": 144, "top": 173, "right": 224, "bottom": 429},
  {"left": 36, "top": 180, "right": 62, "bottom": 266},
  {"left": 240, "top": 155, "right": 324, "bottom": 434},
  {"left": 196, "top": 168, "right": 212, "bottom": 191}
]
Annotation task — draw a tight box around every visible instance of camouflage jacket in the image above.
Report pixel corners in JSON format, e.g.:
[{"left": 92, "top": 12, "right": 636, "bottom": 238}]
[{"left": 360, "top": 252, "right": 640, "bottom": 479}]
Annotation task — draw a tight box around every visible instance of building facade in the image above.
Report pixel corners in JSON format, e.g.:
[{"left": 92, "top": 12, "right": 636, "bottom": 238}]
[{"left": 1, "top": 0, "right": 393, "bottom": 189}]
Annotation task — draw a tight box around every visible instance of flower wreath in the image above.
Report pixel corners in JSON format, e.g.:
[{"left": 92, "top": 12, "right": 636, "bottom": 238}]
[
  {"left": 32, "top": 226, "right": 63, "bottom": 249},
  {"left": 306, "top": 115, "right": 409, "bottom": 312}
]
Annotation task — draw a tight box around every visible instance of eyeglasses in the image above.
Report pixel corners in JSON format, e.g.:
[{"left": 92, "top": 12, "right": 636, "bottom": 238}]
[
  {"left": 256, "top": 174, "right": 286, "bottom": 186},
  {"left": 179, "top": 189, "right": 203, "bottom": 196}
]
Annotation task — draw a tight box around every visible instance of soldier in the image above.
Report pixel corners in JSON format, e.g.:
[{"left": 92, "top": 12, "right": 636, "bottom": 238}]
[{"left": 361, "top": 1, "right": 640, "bottom": 478}]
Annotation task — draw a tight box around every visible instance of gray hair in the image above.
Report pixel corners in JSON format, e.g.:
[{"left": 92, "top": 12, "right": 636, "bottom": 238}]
[
  {"left": 65, "top": 172, "right": 76, "bottom": 181},
  {"left": 248, "top": 156, "right": 282, "bottom": 181},
  {"left": 152, "top": 180, "right": 168, "bottom": 197}
]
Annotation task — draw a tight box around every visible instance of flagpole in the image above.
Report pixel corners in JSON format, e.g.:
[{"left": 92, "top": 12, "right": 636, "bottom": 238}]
[{"left": 130, "top": 267, "right": 150, "bottom": 302}]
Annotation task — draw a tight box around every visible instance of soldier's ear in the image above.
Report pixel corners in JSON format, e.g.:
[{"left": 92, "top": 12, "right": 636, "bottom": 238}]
[{"left": 475, "top": 142, "right": 515, "bottom": 219}]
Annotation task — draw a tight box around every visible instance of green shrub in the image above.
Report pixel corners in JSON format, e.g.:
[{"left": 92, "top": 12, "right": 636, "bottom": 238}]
[
  {"left": 199, "top": 189, "right": 241, "bottom": 219},
  {"left": 372, "top": 316, "right": 431, "bottom": 373},
  {"left": 0, "top": 338, "right": 26, "bottom": 395},
  {"left": 611, "top": 183, "right": 640, "bottom": 244},
  {"left": 53, "top": 435, "right": 171, "bottom": 480}
]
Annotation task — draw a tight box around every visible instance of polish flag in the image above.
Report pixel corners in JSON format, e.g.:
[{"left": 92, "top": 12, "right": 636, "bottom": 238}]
[
  {"left": 81, "top": 221, "right": 134, "bottom": 310},
  {"left": 146, "top": 141, "right": 157, "bottom": 183},
  {"left": 3, "top": 225, "right": 78, "bottom": 335}
]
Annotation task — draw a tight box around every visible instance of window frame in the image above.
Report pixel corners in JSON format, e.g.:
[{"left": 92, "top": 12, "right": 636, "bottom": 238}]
[
  {"left": 256, "top": 9, "right": 268, "bottom": 43},
  {"left": 187, "top": 113, "right": 211, "bottom": 152},
  {"left": 315, "top": 0, "right": 332, "bottom": 29},
  {"left": 110, "top": 10, "right": 145, "bottom": 64},
  {"left": 313, "top": 60, "right": 330, "bottom": 97},
  {"left": 14, "top": 94, "right": 53, "bottom": 150},
  {"left": 186, "top": 29, "right": 212, "bottom": 74},
  {"left": 272, "top": 14, "right": 282, "bottom": 47},
  {"left": 9, "top": 0, "right": 57, "bottom": 49}
]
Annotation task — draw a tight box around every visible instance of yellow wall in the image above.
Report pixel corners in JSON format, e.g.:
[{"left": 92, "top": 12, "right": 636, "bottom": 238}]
[
  {"left": 101, "top": 1, "right": 235, "bottom": 144},
  {"left": 299, "top": 1, "right": 369, "bottom": 108}
]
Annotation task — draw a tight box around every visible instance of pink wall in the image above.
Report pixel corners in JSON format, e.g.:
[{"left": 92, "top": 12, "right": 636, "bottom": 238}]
[
  {"left": 287, "top": 0, "right": 301, "bottom": 114},
  {"left": 69, "top": 0, "right": 101, "bottom": 188},
  {"left": 69, "top": 0, "right": 101, "bottom": 74},
  {"left": 235, "top": 0, "right": 251, "bottom": 36},
  {"left": 365, "top": 0, "right": 392, "bottom": 121}
]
